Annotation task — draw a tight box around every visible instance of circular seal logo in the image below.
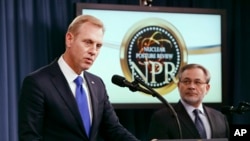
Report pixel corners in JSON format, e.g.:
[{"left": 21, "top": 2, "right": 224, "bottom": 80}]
[{"left": 120, "top": 18, "right": 187, "bottom": 95}]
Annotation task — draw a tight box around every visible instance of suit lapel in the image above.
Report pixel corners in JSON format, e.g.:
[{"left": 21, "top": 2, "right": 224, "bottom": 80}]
[
  {"left": 175, "top": 102, "right": 200, "bottom": 137},
  {"left": 204, "top": 106, "right": 215, "bottom": 138},
  {"left": 84, "top": 72, "right": 99, "bottom": 139},
  {"left": 49, "top": 60, "right": 86, "bottom": 135}
]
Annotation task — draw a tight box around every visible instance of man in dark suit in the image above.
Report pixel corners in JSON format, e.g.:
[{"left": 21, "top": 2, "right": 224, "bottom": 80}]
[
  {"left": 147, "top": 64, "right": 229, "bottom": 140},
  {"left": 18, "top": 15, "right": 140, "bottom": 141}
]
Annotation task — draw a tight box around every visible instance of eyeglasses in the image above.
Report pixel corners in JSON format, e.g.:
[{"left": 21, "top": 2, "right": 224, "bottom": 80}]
[{"left": 179, "top": 80, "right": 207, "bottom": 86}]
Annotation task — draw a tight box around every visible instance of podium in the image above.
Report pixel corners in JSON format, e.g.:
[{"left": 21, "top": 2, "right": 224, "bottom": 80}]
[{"left": 154, "top": 139, "right": 228, "bottom": 141}]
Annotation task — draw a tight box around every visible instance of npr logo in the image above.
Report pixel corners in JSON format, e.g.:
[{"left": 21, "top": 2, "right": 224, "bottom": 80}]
[{"left": 234, "top": 129, "right": 247, "bottom": 136}]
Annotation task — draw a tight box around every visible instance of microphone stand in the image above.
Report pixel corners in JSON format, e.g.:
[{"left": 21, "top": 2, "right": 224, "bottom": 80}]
[{"left": 134, "top": 77, "right": 183, "bottom": 139}]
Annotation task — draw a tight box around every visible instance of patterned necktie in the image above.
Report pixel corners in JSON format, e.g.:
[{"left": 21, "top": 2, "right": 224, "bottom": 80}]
[
  {"left": 193, "top": 109, "right": 207, "bottom": 139},
  {"left": 74, "top": 76, "right": 91, "bottom": 137}
]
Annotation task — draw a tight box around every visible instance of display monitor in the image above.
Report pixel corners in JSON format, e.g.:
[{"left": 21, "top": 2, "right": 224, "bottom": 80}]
[{"left": 76, "top": 3, "right": 227, "bottom": 109}]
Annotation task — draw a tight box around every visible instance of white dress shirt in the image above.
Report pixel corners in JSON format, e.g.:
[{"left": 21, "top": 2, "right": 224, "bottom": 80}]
[
  {"left": 180, "top": 99, "right": 211, "bottom": 139},
  {"left": 57, "top": 55, "right": 93, "bottom": 123}
]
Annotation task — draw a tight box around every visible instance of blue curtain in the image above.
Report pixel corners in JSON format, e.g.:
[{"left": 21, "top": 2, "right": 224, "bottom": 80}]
[
  {"left": 1, "top": 0, "right": 18, "bottom": 141},
  {"left": 1, "top": 0, "right": 250, "bottom": 141}
]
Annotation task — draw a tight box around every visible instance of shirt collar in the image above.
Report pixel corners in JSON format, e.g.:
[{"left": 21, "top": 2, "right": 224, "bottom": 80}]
[
  {"left": 180, "top": 99, "right": 205, "bottom": 115},
  {"left": 58, "top": 55, "right": 84, "bottom": 83}
]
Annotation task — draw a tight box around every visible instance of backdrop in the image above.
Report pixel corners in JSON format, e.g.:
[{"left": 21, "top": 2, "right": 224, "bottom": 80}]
[{"left": 1, "top": 0, "right": 250, "bottom": 141}]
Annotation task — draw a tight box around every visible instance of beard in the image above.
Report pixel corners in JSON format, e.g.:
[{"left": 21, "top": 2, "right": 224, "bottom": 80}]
[{"left": 182, "top": 94, "right": 203, "bottom": 106}]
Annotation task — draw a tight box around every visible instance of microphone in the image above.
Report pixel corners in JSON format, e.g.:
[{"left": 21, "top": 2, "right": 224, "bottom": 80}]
[
  {"left": 221, "top": 106, "right": 238, "bottom": 114},
  {"left": 112, "top": 75, "right": 183, "bottom": 138},
  {"left": 239, "top": 101, "right": 250, "bottom": 107},
  {"left": 111, "top": 75, "right": 151, "bottom": 94},
  {"left": 134, "top": 76, "right": 183, "bottom": 139},
  {"left": 221, "top": 104, "right": 250, "bottom": 114}
]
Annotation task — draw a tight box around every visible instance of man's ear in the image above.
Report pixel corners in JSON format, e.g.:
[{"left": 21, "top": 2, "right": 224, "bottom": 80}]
[
  {"left": 205, "top": 84, "right": 210, "bottom": 94},
  {"left": 65, "top": 32, "right": 73, "bottom": 47},
  {"left": 177, "top": 81, "right": 180, "bottom": 87}
]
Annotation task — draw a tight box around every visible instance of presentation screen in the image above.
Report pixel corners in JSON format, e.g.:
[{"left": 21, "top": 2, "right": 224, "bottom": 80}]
[{"left": 76, "top": 3, "right": 227, "bottom": 108}]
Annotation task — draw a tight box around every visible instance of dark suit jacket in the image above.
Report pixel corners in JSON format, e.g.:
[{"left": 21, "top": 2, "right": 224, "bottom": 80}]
[
  {"left": 147, "top": 101, "right": 229, "bottom": 140},
  {"left": 18, "top": 59, "right": 139, "bottom": 141}
]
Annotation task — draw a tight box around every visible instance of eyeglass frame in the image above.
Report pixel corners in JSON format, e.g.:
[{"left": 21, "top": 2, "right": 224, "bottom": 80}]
[{"left": 179, "top": 79, "right": 208, "bottom": 86}]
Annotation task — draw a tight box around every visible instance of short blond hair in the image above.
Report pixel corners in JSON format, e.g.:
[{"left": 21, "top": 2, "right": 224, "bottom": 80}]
[{"left": 67, "top": 15, "right": 105, "bottom": 35}]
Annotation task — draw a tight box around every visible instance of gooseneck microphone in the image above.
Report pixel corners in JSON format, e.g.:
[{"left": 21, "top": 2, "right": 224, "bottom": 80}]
[
  {"left": 111, "top": 75, "right": 151, "bottom": 94},
  {"left": 111, "top": 74, "right": 182, "bottom": 139},
  {"left": 221, "top": 106, "right": 238, "bottom": 114},
  {"left": 134, "top": 76, "right": 183, "bottom": 139},
  {"left": 221, "top": 101, "right": 250, "bottom": 114},
  {"left": 240, "top": 101, "right": 250, "bottom": 107}
]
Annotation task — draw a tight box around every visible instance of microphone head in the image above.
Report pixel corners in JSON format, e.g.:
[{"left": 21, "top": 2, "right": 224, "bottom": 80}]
[
  {"left": 111, "top": 75, "right": 126, "bottom": 87},
  {"left": 221, "top": 106, "right": 234, "bottom": 114},
  {"left": 239, "top": 101, "right": 250, "bottom": 107}
]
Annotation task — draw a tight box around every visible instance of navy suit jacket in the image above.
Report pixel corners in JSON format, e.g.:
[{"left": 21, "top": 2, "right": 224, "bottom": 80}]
[
  {"left": 147, "top": 101, "right": 229, "bottom": 140},
  {"left": 18, "top": 59, "right": 139, "bottom": 141}
]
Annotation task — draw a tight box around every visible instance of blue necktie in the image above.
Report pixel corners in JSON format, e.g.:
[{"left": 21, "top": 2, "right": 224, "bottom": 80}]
[
  {"left": 74, "top": 76, "right": 91, "bottom": 137},
  {"left": 193, "top": 109, "right": 207, "bottom": 139}
]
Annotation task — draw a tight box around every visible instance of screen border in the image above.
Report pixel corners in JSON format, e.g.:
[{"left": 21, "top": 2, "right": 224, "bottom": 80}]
[{"left": 75, "top": 3, "right": 228, "bottom": 109}]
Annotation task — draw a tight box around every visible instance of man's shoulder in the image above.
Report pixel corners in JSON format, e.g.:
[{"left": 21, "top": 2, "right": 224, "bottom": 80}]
[
  {"left": 24, "top": 59, "right": 59, "bottom": 80},
  {"left": 153, "top": 106, "right": 175, "bottom": 117},
  {"left": 84, "top": 71, "right": 103, "bottom": 81},
  {"left": 204, "top": 105, "right": 225, "bottom": 116}
]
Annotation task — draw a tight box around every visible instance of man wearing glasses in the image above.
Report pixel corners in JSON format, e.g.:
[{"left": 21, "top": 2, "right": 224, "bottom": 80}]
[{"left": 147, "top": 63, "right": 229, "bottom": 140}]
